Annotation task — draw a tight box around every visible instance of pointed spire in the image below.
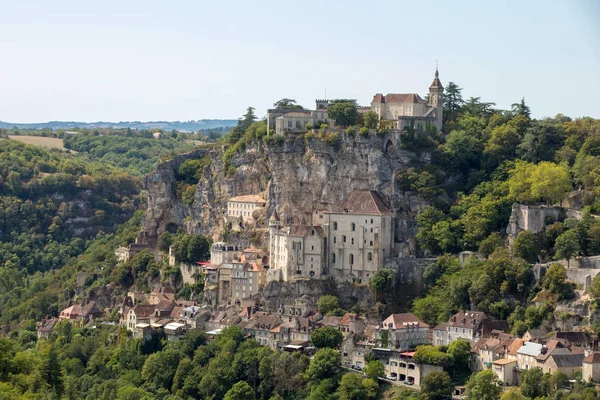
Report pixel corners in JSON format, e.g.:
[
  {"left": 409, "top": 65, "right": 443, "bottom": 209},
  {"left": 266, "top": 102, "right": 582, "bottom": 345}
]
[{"left": 429, "top": 65, "right": 443, "bottom": 90}]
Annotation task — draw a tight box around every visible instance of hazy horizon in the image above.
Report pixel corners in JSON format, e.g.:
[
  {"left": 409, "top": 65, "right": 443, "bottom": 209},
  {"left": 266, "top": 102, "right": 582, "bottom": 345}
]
[{"left": 1, "top": 0, "right": 599, "bottom": 122}]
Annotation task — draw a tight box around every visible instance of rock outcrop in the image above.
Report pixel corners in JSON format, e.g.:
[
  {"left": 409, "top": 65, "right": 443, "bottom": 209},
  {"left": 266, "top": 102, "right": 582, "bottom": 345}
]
[{"left": 139, "top": 132, "right": 430, "bottom": 253}]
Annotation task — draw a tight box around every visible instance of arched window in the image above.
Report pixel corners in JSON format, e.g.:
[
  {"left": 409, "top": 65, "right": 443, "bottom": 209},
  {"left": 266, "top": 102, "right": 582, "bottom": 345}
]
[
  {"left": 349, "top": 254, "right": 354, "bottom": 264},
  {"left": 351, "top": 223, "right": 356, "bottom": 231},
  {"left": 368, "top": 252, "right": 372, "bottom": 261},
  {"left": 333, "top": 222, "right": 338, "bottom": 230},
  {"left": 332, "top": 253, "right": 336, "bottom": 264},
  {"left": 351, "top": 238, "right": 354, "bottom": 245}
]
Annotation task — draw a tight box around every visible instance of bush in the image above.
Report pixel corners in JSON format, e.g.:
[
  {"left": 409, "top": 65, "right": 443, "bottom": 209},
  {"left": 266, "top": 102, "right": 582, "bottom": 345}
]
[
  {"left": 345, "top": 127, "right": 355, "bottom": 136},
  {"left": 324, "top": 132, "right": 340, "bottom": 148},
  {"left": 359, "top": 127, "right": 369, "bottom": 138}
]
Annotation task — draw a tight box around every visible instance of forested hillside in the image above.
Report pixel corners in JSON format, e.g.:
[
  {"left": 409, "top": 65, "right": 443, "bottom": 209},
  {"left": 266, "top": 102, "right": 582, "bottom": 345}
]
[
  {"left": 0, "top": 138, "right": 145, "bottom": 327},
  {"left": 408, "top": 85, "right": 600, "bottom": 336}
]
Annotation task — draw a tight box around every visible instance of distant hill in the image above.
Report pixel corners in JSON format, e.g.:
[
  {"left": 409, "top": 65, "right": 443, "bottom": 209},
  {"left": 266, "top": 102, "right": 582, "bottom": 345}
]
[{"left": 0, "top": 119, "right": 238, "bottom": 132}]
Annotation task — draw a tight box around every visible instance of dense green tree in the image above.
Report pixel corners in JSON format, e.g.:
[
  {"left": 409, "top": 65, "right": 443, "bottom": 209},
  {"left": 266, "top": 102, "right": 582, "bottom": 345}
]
[
  {"left": 317, "top": 295, "right": 340, "bottom": 314},
  {"left": 363, "top": 111, "right": 379, "bottom": 129},
  {"left": 363, "top": 360, "right": 385, "bottom": 381},
  {"left": 307, "top": 348, "right": 342, "bottom": 383},
  {"left": 479, "top": 233, "right": 505, "bottom": 258},
  {"left": 310, "top": 326, "right": 343, "bottom": 349},
  {"left": 141, "top": 349, "right": 181, "bottom": 390},
  {"left": 447, "top": 339, "right": 471, "bottom": 370},
  {"left": 336, "top": 373, "right": 377, "bottom": 400},
  {"left": 554, "top": 230, "right": 580, "bottom": 267},
  {"left": 187, "top": 234, "right": 211, "bottom": 262},
  {"left": 520, "top": 368, "right": 546, "bottom": 399},
  {"left": 464, "top": 370, "right": 502, "bottom": 400},
  {"left": 224, "top": 381, "right": 256, "bottom": 400},
  {"left": 368, "top": 269, "right": 393, "bottom": 301},
  {"left": 412, "top": 345, "right": 453, "bottom": 367},
  {"left": 513, "top": 230, "right": 539, "bottom": 263},
  {"left": 420, "top": 370, "right": 454, "bottom": 400},
  {"left": 40, "top": 345, "right": 64, "bottom": 397},
  {"left": 443, "top": 82, "right": 464, "bottom": 125},
  {"left": 327, "top": 101, "right": 358, "bottom": 128},
  {"left": 273, "top": 99, "right": 304, "bottom": 110}
]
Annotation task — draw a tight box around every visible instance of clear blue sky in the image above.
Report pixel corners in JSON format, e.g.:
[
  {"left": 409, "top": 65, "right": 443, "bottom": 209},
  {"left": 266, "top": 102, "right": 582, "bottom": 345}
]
[{"left": 0, "top": 0, "right": 598, "bottom": 122}]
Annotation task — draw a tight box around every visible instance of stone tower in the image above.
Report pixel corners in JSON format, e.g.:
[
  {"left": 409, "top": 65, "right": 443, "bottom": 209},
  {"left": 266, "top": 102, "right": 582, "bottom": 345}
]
[
  {"left": 428, "top": 68, "right": 444, "bottom": 132},
  {"left": 268, "top": 210, "right": 280, "bottom": 261}
]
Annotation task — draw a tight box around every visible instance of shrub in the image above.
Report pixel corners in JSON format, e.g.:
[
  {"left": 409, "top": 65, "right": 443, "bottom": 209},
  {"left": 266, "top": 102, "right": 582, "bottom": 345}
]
[
  {"left": 345, "top": 127, "right": 355, "bottom": 136},
  {"left": 325, "top": 132, "right": 340, "bottom": 148},
  {"left": 359, "top": 127, "right": 369, "bottom": 138}
]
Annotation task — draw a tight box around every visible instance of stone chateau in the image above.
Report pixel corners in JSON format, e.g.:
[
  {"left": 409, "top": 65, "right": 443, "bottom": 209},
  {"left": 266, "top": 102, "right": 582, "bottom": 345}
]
[{"left": 266, "top": 69, "right": 444, "bottom": 134}]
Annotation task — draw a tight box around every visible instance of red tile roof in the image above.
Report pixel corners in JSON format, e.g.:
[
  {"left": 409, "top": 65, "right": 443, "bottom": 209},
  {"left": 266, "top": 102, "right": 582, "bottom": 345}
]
[{"left": 584, "top": 352, "right": 600, "bottom": 363}]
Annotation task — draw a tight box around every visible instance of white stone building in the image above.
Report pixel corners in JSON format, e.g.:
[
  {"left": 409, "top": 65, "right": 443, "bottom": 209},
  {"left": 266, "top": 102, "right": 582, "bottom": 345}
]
[
  {"left": 268, "top": 212, "right": 326, "bottom": 282},
  {"left": 323, "top": 190, "right": 395, "bottom": 281},
  {"left": 376, "top": 314, "right": 429, "bottom": 350},
  {"left": 268, "top": 190, "right": 395, "bottom": 283},
  {"left": 227, "top": 195, "right": 267, "bottom": 224}
]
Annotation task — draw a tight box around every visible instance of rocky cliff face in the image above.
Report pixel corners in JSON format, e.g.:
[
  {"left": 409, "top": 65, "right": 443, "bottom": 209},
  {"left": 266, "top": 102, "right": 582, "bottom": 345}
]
[{"left": 139, "top": 132, "right": 429, "bottom": 252}]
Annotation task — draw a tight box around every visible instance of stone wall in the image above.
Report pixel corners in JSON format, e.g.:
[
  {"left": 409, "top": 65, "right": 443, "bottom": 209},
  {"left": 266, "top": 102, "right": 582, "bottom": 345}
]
[{"left": 507, "top": 204, "right": 583, "bottom": 245}]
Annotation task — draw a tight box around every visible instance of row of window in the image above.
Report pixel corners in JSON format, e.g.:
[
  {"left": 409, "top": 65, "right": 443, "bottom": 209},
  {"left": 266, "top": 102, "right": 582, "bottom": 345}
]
[
  {"left": 331, "top": 252, "right": 373, "bottom": 264},
  {"left": 333, "top": 235, "right": 374, "bottom": 246},
  {"left": 333, "top": 220, "right": 375, "bottom": 231}
]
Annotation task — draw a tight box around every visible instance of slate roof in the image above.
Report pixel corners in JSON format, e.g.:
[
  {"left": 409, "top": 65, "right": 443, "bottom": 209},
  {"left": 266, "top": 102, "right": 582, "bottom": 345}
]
[
  {"left": 131, "top": 304, "right": 156, "bottom": 318},
  {"left": 371, "top": 93, "right": 426, "bottom": 104},
  {"left": 550, "top": 353, "right": 585, "bottom": 368},
  {"left": 447, "top": 311, "right": 488, "bottom": 329}
]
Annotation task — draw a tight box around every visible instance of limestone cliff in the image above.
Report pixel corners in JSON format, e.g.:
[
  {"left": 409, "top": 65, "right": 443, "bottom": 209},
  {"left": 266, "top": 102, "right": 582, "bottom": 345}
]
[{"left": 139, "top": 132, "right": 429, "bottom": 253}]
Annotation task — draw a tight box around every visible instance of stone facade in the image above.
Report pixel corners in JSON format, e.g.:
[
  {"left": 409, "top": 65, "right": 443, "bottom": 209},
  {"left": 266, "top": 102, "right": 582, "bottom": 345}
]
[
  {"left": 371, "top": 69, "right": 443, "bottom": 132},
  {"left": 269, "top": 215, "right": 325, "bottom": 282},
  {"left": 376, "top": 314, "right": 429, "bottom": 350},
  {"left": 267, "top": 70, "right": 443, "bottom": 135},
  {"left": 227, "top": 194, "right": 267, "bottom": 224},
  {"left": 268, "top": 190, "right": 395, "bottom": 283}
]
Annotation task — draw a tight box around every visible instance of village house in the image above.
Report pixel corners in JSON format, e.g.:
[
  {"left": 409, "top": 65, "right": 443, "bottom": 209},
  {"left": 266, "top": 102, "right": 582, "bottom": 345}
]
[
  {"left": 243, "top": 313, "right": 282, "bottom": 347},
  {"left": 36, "top": 317, "right": 58, "bottom": 339},
  {"left": 59, "top": 301, "right": 103, "bottom": 324},
  {"left": 114, "top": 241, "right": 150, "bottom": 263},
  {"left": 342, "top": 324, "right": 377, "bottom": 370},
  {"left": 583, "top": 352, "right": 600, "bottom": 383},
  {"left": 470, "top": 333, "right": 515, "bottom": 371},
  {"left": 266, "top": 99, "right": 331, "bottom": 135},
  {"left": 376, "top": 313, "right": 429, "bottom": 350},
  {"left": 385, "top": 351, "right": 444, "bottom": 386},
  {"left": 492, "top": 358, "right": 519, "bottom": 386},
  {"left": 434, "top": 311, "right": 507, "bottom": 346}
]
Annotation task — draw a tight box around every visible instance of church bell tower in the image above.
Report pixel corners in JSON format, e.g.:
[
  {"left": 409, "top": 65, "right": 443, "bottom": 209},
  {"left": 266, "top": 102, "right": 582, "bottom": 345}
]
[{"left": 428, "top": 68, "right": 444, "bottom": 132}]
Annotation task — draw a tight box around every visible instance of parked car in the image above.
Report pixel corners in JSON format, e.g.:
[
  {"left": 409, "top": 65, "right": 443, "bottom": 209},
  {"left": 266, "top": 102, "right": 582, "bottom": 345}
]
[
  {"left": 403, "top": 380, "right": 414, "bottom": 385},
  {"left": 351, "top": 365, "right": 362, "bottom": 371},
  {"left": 385, "top": 375, "right": 397, "bottom": 381}
]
